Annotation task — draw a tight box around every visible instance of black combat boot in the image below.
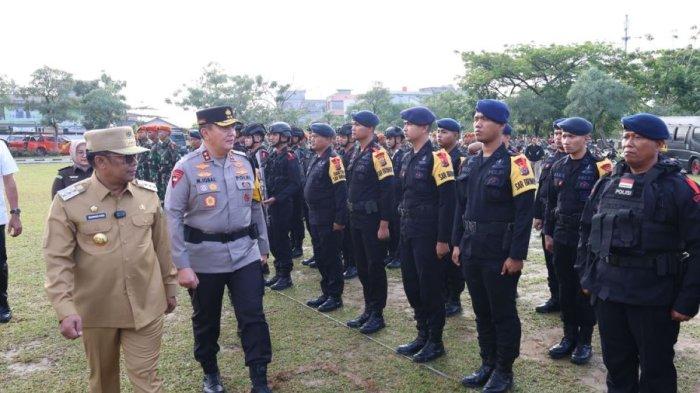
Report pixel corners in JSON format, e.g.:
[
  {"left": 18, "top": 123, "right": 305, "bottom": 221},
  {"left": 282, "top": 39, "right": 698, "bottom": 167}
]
[
  {"left": 202, "top": 372, "right": 225, "bottom": 393},
  {"left": 347, "top": 310, "right": 371, "bottom": 328},
  {"left": 570, "top": 326, "right": 593, "bottom": 365},
  {"left": 535, "top": 298, "right": 560, "bottom": 314},
  {"left": 444, "top": 300, "right": 462, "bottom": 317},
  {"left": 306, "top": 294, "right": 328, "bottom": 308},
  {"left": 460, "top": 364, "right": 495, "bottom": 388},
  {"left": 270, "top": 275, "right": 292, "bottom": 291},
  {"left": 483, "top": 369, "right": 514, "bottom": 393},
  {"left": 249, "top": 362, "right": 271, "bottom": 393},
  {"left": 343, "top": 266, "right": 358, "bottom": 280},
  {"left": 317, "top": 296, "right": 343, "bottom": 312},
  {"left": 412, "top": 341, "right": 445, "bottom": 363},
  {"left": 396, "top": 328, "right": 428, "bottom": 356},
  {"left": 548, "top": 324, "right": 577, "bottom": 359},
  {"left": 359, "top": 312, "right": 385, "bottom": 334}
]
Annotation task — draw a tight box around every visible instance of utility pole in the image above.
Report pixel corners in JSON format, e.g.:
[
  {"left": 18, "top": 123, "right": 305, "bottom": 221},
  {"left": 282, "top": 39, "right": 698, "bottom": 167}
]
[{"left": 622, "top": 14, "right": 630, "bottom": 52}]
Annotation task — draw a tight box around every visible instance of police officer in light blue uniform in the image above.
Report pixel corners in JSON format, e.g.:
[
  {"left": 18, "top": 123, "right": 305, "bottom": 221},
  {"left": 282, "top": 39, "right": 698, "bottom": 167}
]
[{"left": 164, "top": 105, "right": 272, "bottom": 393}]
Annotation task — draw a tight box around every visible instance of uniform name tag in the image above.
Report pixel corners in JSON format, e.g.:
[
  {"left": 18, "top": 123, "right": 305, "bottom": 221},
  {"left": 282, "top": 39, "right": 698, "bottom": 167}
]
[{"left": 86, "top": 213, "right": 107, "bottom": 221}]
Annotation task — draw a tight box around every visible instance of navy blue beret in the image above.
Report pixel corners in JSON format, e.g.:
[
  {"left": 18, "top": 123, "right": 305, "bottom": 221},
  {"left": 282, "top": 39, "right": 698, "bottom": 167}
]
[
  {"left": 553, "top": 118, "right": 566, "bottom": 130},
  {"left": 621, "top": 113, "right": 669, "bottom": 140},
  {"left": 189, "top": 130, "right": 202, "bottom": 140},
  {"left": 475, "top": 99, "right": 510, "bottom": 124},
  {"left": 352, "top": 110, "right": 380, "bottom": 128},
  {"left": 385, "top": 126, "right": 404, "bottom": 138},
  {"left": 558, "top": 117, "right": 593, "bottom": 136},
  {"left": 400, "top": 106, "right": 436, "bottom": 126},
  {"left": 437, "top": 118, "right": 461, "bottom": 133},
  {"left": 309, "top": 123, "right": 335, "bottom": 138},
  {"left": 503, "top": 124, "right": 512, "bottom": 135},
  {"left": 336, "top": 123, "right": 352, "bottom": 136}
]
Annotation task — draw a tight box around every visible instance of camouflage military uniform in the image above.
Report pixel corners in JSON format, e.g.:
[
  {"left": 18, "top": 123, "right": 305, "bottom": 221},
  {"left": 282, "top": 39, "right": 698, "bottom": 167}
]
[
  {"left": 136, "top": 138, "right": 153, "bottom": 182},
  {"left": 151, "top": 138, "right": 181, "bottom": 200}
]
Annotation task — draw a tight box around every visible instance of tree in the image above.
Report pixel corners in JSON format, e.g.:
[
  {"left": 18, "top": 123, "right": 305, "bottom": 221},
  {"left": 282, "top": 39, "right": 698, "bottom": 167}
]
[
  {"left": 565, "top": 67, "right": 637, "bottom": 138},
  {"left": 633, "top": 47, "right": 700, "bottom": 114},
  {"left": 168, "top": 63, "right": 304, "bottom": 124},
  {"left": 506, "top": 90, "right": 559, "bottom": 136},
  {"left": 78, "top": 72, "right": 129, "bottom": 129},
  {"left": 421, "top": 90, "right": 476, "bottom": 129},
  {"left": 21, "top": 66, "right": 79, "bottom": 136},
  {"left": 0, "top": 75, "right": 16, "bottom": 109},
  {"left": 347, "top": 83, "right": 409, "bottom": 131}
]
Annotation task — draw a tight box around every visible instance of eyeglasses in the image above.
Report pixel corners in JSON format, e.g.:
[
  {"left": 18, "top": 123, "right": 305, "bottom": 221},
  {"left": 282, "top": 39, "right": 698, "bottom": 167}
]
[{"left": 104, "top": 153, "right": 139, "bottom": 164}]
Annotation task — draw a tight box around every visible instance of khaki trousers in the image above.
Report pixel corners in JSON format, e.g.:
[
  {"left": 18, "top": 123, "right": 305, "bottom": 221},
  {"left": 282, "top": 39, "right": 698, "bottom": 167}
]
[{"left": 82, "top": 316, "right": 164, "bottom": 393}]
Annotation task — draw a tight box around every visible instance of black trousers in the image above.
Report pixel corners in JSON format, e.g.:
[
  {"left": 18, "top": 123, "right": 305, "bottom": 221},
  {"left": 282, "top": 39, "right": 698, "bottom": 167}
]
[
  {"left": 596, "top": 299, "right": 680, "bottom": 393},
  {"left": 541, "top": 232, "right": 559, "bottom": 302},
  {"left": 269, "top": 200, "right": 293, "bottom": 276},
  {"left": 309, "top": 224, "right": 344, "bottom": 298},
  {"left": 188, "top": 262, "right": 272, "bottom": 374},
  {"left": 387, "top": 213, "right": 400, "bottom": 260},
  {"left": 0, "top": 225, "right": 7, "bottom": 309},
  {"left": 290, "top": 191, "right": 305, "bottom": 249},
  {"left": 400, "top": 235, "right": 446, "bottom": 342},
  {"left": 553, "top": 241, "right": 595, "bottom": 330},
  {"left": 350, "top": 214, "right": 388, "bottom": 313},
  {"left": 463, "top": 259, "right": 521, "bottom": 372},
  {"left": 341, "top": 226, "right": 355, "bottom": 270},
  {"left": 444, "top": 244, "right": 464, "bottom": 303}
]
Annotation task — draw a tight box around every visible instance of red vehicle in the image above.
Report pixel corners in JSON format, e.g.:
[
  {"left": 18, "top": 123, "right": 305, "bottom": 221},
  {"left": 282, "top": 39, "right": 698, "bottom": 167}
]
[{"left": 7, "top": 135, "right": 61, "bottom": 156}]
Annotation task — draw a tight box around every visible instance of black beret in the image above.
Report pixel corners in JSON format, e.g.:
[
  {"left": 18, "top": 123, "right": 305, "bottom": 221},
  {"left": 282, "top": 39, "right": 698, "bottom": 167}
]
[
  {"left": 558, "top": 117, "right": 593, "bottom": 136},
  {"left": 309, "top": 123, "right": 335, "bottom": 138},
  {"left": 400, "top": 106, "right": 436, "bottom": 126},
  {"left": 621, "top": 113, "right": 670, "bottom": 140},
  {"left": 475, "top": 99, "right": 510, "bottom": 124},
  {"left": 437, "top": 118, "right": 461, "bottom": 132},
  {"left": 352, "top": 110, "right": 380, "bottom": 128}
]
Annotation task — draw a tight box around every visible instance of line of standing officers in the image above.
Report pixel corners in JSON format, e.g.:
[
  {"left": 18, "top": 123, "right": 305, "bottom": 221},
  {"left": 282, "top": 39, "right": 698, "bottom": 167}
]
[{"left": 42, "top": 99, "right": 699, "bottom": 393}]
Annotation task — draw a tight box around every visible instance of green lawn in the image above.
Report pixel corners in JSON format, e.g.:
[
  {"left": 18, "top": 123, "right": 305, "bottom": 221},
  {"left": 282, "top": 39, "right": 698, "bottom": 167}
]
[{"left": 1, "top": 163, "right": 699, "bottom": 392}]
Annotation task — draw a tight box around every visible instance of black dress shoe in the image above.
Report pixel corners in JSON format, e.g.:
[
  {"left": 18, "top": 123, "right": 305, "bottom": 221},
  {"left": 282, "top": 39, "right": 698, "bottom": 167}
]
[
  {"left": 264, "top": 275, "right": 279, "bottom": 287},
  {"left": 570, "top": 343, "right": 593, "bottom": 365},
  {"left": 535, "top": 298, "right": 560, "bottom": 314},
  {"left": 270, "top": 276, "right": 293, "bottom": 291},
  {"left": 548, "top": 337, "right": 576, "bottom": 359},
  {"left": 445, "top": 301, "right": 462, "bottom": 317},
  {"left": 359, "top": 313, "right": 385, "bottom": 334},
  {"left": 347, "top": 311, "right": 370, "bottom": 328},
  {"left": 412, "top": 341, "right": 445, "bottom": 363},
  {"left": 343, "top": 266, "right": 358, "bottom": 280},
  {"left": 385, "top": 259, "right": 401, "bottom": 269},
  {"left": 306, "top": 295, "right": 328, "bottom": 308},
  {"left": 302, "top": 255, "right": 315, "bottom": 266},
  {"left": 308, "top": 260, "right": 317, "bottom": 269},
  {"left": 291, "top": 247, "right": 303, "bottom": 258},
  {"left": 203, "top": 372, "right": 225, "bottom": 393},
  {"left": 250, "top": 386, "right": 271, "bottom": 393},
  {"left": 396, "top": 334, "right": 427, "bottom": 356},
  {"left": 483, "top": 370, "right": 513, "bottom": 393},
  {"left": 317, "top": 297, "right": 343, "bottom": 312},
  {"left": 460, "top": 364, "right": 494, "bottom": 388}
]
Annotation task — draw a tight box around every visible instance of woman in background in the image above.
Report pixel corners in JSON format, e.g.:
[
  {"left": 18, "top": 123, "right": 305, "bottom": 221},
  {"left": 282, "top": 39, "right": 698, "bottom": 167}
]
[{"left": 50, "top": 139, "right": 92, "bottom": 199}]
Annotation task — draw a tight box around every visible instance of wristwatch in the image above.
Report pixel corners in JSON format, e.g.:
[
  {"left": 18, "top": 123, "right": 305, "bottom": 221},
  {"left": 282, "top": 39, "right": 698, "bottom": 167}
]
[{"left": 9, "top": 208, "right": 20, "bottom": 216}]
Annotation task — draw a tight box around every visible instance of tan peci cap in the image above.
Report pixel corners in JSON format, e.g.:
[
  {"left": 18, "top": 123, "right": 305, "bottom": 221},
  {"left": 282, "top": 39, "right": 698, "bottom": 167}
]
[{"left": 84, "top": 127, "right": 149, "bottom": 155}]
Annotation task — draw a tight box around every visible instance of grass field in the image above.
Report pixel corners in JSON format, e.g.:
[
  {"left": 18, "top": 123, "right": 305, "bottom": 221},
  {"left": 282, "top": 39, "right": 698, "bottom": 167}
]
[{"left": 1, "top": 163, "right": 699, "bottom": 393}]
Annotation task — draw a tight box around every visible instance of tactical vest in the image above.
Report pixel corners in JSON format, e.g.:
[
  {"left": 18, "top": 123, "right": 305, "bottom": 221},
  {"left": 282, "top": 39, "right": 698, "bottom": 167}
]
[{"left": 588, "top": 166, "right": 682, "bottom": 274}]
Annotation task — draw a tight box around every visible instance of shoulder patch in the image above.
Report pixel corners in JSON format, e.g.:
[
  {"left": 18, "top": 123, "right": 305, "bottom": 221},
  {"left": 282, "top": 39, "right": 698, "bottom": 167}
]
[
  {"left": 233, "top": 149, "right": 247, "bottom": 157},
  {"left": 329, "top": 156, "right": 346, "bottom": 184},
  {"left": 510, "top": 155, "right": 537, "bottom": 197},
  {"left": 432, "top": 150, "right": 455, "bottom": 186},
  {"left": 134, "top": 179, "right": 158, "bottom": 192},
  {"left": 57, "top": 183, "right": 87, "bottom": 201},
  {"left": 371, "top": 148, "right": 394, "bottom": 180},
  {"left": 596, "top": 158, "right": 613, "bottom": 177}
]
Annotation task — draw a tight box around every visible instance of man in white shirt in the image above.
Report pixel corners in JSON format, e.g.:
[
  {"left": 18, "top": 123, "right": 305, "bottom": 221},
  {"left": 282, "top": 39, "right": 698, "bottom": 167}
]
[{"left": 0, "top": 141, "right": 22, "bottom": 323}]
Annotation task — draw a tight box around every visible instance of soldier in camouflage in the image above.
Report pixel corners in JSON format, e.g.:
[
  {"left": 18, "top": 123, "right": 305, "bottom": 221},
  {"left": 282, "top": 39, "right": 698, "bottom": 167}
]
[
  {"left": 136, "top": 125, "right": 154, "bottom": 182},
  {"left": 150, "top": 125, "right": 181, "bottom": 200}
]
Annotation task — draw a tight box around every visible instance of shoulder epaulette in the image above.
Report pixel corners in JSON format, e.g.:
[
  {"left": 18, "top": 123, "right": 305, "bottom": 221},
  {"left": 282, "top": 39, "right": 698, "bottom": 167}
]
[
  {"left": 134, "top": 179, "right": 158, "bottom": 192},
  {"left": 57, "top": 182, "right": 88, "bottom": 201}
]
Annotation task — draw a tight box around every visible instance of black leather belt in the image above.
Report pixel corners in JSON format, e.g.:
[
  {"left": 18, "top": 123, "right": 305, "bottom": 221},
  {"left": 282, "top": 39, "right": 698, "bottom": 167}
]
[
  {"left": 184, "top": 224, "right": 258, "bottom": 244},
  {"left": 463, "top": 220, "right": 513, "bottom": 233}
]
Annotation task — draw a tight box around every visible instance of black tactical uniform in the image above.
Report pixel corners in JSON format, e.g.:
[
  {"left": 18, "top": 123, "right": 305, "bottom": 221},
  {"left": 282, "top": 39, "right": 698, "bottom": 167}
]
[
  {"left": 51, "top": 165, "right": 93, "bottom": 199},
  {"left": 444, "top": 145, "right": 465, "bottom": 315},
  {"left": 396, "top": 141, "right": 455, "bottom": 362},
  {"left": 533, "top": 150, "right": 566, "bottom": 312},
  {"left": 345, "top": 140, "right": 394, "bottom": 333},
  {"left": 387, "top": 143, "right": 406, "bottom": 268},
  {"left": 453, "top": 143, "right": 536, "bottom": 387},
  {"left": 264, "top": 143, "right": 301, "bottom": 289},
  {"left": 290, "top": 128, "right": 312, "bottom": 258},
  {"left": 544, "top": 150, "right": 611, "bottom": 363},
  {"left": 304, "top": 142, "right": 347, "bottom": 312},
  {"left": 578, "top": 157, "right": 700, "bottom": 393},
  {"left": 338, "top": 141, "right": 357, "bottom": 278}
]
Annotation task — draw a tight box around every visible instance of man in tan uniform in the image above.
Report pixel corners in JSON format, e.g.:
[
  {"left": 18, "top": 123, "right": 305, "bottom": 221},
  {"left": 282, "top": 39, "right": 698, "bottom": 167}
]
[{"left": 43, "top": 126, "right": 178, "bottom": 393}]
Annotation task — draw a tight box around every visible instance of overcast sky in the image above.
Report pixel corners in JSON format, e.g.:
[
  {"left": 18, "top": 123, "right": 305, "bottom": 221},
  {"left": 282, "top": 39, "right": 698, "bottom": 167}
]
[{"left": 3, "top": 0, "right": 698, "bottom": 126}]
